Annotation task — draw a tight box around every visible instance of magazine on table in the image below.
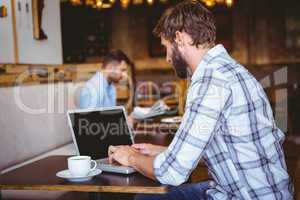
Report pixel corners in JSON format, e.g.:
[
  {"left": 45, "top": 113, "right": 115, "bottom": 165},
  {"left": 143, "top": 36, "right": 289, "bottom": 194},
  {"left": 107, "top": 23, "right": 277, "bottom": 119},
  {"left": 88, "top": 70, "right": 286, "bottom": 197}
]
[{"left": 132, "top": 100, "right": 170, "bottom": 120}]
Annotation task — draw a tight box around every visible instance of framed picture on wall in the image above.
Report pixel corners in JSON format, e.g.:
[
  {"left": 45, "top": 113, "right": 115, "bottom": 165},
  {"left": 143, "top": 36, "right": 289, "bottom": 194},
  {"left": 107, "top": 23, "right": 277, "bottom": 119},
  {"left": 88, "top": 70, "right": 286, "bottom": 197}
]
[{"left": 32, "top": 0, "right": 48, "bottom": 40}]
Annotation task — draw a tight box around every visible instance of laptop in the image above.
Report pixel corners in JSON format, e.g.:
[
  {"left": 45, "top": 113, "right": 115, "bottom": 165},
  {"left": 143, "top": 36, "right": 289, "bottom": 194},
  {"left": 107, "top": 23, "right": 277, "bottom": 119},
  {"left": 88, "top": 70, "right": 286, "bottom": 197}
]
[{"left": 67, "top": 106, "right": 136, "bottom": 174}]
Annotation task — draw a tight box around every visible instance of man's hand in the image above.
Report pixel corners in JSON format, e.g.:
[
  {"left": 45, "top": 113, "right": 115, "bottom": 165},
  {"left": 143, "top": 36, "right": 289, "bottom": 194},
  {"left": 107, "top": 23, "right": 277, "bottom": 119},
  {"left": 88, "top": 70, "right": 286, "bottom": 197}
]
[
  {"left": 127, "top": 113, "right": 136, "bottom": 128},
  {"left": 132, "top": 143, "right": 167, "bottom": 156},
  {"left": 108, "top": 145, "right": 138, "bottom": 167},
  {"left": 108, "top": 145, "right": 157, "bottom": 180}
]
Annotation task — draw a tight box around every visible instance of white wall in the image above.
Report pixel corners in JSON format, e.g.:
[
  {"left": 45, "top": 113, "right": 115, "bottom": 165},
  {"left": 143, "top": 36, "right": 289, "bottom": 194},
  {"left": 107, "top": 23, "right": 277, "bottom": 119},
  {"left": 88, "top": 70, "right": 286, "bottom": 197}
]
[
  {"left": 0, "top": 82, "right": 84, "bottom": 170},
  {"left": 0, "top": 0, "right": 16, "bottom": 63},
  {"left": 15, "top": 0, "right": 63, "bottom": 64}
]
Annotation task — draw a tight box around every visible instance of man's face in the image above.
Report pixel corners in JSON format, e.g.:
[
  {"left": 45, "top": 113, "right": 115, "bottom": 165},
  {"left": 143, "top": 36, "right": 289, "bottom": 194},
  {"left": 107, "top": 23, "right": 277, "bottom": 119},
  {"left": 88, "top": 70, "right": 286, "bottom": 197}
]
[
  {"left": 161, "top": 37, "right": 189, "bottom": 79},
  {"left": 105, "top": 61, "right": 128, "bottom": 83}
]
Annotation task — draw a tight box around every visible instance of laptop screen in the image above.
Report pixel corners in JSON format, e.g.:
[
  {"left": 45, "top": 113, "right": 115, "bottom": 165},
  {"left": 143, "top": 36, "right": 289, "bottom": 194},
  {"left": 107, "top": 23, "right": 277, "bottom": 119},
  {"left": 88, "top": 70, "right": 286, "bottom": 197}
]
[{"left": 69, "top": 108, "right": 133, "bottom": 160}]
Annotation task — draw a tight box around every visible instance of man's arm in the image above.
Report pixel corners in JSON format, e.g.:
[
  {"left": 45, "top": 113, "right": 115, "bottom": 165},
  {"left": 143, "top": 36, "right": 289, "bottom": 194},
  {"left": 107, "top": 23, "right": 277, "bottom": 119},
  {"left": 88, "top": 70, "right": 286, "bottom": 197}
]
[
  {"left": 79, "top": 86, "right": 97, "bottom": 109},
  {"left": 79, "top": 72, "right": 107, "bottom": 109},
  {"left": 108, "top": 145, "right": 156, "bottom": 180},
  {"left": 129, "top": 153, "right": 156, "bottom": 180},
  {"left": 132, "top": 143, "right": 167, "bottom": 156},
  {"left": 108, "top": 144, "right": 167, "bottom": 179},
  {"left": 153, "top": 70, "right": 232, "bottom": 186},
  {"left": 110, "top": 70, "right": 232, "bottom": 185}
]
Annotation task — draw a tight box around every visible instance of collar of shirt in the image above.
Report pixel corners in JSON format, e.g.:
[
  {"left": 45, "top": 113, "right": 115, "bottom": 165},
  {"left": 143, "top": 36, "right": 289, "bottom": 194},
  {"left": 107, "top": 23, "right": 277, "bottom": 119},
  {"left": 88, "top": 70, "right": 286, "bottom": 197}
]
[{"left": 191, "top": 44, "right": 227, "bottom": 84}]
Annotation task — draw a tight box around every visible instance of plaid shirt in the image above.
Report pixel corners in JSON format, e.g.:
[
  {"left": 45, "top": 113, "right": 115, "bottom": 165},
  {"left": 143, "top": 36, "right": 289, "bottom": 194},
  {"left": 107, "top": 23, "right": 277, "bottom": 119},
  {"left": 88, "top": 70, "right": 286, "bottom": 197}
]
[{"left": 153, "top": 45, "right": 294, "bottom": 200}]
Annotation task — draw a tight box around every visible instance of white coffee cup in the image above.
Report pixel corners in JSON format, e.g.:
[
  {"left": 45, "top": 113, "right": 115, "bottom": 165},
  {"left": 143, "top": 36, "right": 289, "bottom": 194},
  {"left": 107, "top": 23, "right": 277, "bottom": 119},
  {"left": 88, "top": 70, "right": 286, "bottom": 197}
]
[{"left": 67, "top": 156, "right": 97, "bottom": 177}]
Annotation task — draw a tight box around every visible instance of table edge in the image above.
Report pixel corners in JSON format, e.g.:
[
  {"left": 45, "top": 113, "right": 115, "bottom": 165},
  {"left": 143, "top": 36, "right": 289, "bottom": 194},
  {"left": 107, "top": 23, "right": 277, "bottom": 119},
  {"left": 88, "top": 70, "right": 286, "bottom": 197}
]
[{"left": 0, "top": 184, "right": 169, "bottom": 194}]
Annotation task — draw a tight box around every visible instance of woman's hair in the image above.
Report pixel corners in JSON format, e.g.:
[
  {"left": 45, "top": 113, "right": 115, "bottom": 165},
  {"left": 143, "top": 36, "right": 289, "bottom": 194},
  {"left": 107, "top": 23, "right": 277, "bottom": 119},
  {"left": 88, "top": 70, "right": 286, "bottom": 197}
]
[{"left": 153, "top": 0, "right": 216, "bottom": 48}]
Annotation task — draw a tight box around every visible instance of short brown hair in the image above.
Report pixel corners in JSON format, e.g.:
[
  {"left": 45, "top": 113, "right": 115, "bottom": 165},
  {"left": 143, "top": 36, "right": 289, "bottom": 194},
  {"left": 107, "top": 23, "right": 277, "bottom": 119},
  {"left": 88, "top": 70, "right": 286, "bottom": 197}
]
[
  {"left": 153, "top": 0, "right": 216, "bottom": 48},
  {"left": 102, "top": 49, "right": 131, "bottom": 67}
]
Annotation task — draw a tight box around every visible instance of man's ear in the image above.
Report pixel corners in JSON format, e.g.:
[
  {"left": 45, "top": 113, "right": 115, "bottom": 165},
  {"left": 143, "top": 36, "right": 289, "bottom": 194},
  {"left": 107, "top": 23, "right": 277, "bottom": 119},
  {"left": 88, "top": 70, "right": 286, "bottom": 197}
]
[{"left": 174, "top": 31, "right": 184, "bottom": 47}]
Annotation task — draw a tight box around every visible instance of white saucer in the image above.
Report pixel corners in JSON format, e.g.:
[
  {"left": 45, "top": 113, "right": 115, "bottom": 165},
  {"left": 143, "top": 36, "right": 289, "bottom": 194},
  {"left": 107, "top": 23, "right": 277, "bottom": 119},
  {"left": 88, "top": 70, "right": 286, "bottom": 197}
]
[{"left": 56, "top": 169, "right": 102, "bottom": 182}]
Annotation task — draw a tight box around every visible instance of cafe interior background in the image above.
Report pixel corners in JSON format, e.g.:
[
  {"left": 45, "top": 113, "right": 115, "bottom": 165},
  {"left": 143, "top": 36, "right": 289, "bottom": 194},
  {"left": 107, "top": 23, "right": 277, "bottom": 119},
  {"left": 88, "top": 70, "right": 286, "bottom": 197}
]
[{"left": 0, "top": 0, "right": 300, "bottom": 199}]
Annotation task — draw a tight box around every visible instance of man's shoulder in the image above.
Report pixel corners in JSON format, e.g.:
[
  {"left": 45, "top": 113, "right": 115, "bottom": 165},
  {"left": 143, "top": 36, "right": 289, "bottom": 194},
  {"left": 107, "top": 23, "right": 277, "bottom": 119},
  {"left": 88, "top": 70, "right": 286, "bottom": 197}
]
[
  {"left": 191, "top": 52, "right": 255, "bottom": 90},
  {"left": 85, "top": 71, "right": 106, "bottom": 85},
  {"left": 211, "top": 56, "right": 250, "bottom": 86}
]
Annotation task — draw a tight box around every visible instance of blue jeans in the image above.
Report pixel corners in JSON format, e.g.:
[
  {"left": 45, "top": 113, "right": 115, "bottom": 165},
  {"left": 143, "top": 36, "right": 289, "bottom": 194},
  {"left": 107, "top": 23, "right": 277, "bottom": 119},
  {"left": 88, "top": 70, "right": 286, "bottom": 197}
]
[{"left": 135, "top": 181, "right": 213, "bottom": 200}]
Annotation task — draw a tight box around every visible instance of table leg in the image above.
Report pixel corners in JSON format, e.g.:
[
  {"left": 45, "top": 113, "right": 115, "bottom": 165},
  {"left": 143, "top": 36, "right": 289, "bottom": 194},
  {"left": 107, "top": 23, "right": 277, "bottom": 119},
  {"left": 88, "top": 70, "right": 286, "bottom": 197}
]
[{"left": 0, "top": 189, "right": 2, "bottom": 200}]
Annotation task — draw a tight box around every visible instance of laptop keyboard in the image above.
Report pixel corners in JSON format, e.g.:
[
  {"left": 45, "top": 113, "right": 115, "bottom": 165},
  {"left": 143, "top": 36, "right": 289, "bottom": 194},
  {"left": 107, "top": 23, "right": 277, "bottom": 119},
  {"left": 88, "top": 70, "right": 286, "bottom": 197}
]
[{"left": 96, "top": 158, "right": 136, "bottom": 174}]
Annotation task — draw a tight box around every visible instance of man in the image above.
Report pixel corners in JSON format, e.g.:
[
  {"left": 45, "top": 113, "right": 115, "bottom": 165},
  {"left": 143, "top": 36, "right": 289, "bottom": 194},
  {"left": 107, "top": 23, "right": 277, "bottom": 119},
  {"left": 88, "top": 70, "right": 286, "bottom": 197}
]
[
  {"left": 79, "top": 50, "right": 132, "bottom": 109},
  {"left": 108, "top": 1, "right": 294, "bottom": 199}
]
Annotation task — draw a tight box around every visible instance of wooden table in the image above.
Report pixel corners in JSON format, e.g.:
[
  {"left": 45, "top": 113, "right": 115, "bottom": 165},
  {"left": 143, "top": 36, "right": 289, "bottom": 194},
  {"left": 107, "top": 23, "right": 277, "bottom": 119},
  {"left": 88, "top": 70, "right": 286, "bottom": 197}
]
[{"left": 0, "top": 156, "right": 168, "bottom": 200}]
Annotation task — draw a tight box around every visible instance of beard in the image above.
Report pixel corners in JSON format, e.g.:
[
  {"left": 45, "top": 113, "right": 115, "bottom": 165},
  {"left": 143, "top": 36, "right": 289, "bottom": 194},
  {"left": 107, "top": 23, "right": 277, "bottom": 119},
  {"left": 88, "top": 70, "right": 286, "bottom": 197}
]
[{"left": 171, "top": 44, "right": 189, "bottom": 79}]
